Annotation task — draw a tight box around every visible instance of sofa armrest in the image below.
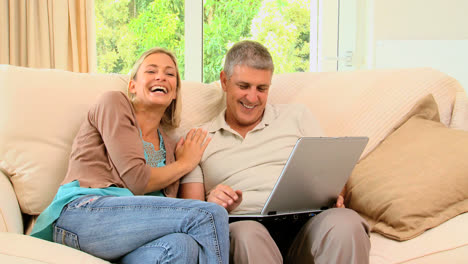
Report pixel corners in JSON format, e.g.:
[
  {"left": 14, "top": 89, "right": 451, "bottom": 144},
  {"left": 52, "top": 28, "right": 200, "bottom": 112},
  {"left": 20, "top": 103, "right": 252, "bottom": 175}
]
[
  {"left": 0, "top": 232, "right": 110, "bottom": 264},
  {"left": 0, "top": 171, "right": 23, "bottom": 233}
]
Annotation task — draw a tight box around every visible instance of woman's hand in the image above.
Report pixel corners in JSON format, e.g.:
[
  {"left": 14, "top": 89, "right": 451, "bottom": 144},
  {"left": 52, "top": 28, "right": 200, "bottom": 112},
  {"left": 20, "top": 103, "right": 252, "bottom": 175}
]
[{"left": 175, "top": 128, "right": 211, "bottom": 171}]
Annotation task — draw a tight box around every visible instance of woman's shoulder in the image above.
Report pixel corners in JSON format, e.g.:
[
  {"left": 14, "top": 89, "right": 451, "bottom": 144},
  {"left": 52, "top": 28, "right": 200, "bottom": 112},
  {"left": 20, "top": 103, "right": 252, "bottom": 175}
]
[
  {"left": 93, "top": 91, "right": 133, "bottom": 112},
  {"left": 88, "top": 91, "right": 134, "bottom": 123},
  {"left": 96, "top": 90, "right": 130, "bottom": 105}
]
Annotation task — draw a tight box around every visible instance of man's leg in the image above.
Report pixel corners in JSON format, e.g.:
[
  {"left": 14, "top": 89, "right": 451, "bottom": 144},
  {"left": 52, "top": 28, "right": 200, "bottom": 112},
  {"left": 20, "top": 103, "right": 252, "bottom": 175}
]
[
  {"left": 286, "top": 208, "right": 370, "bottom": 264},
  {"left": 229, "top": 220, "right": 282, "bottom": 264}
]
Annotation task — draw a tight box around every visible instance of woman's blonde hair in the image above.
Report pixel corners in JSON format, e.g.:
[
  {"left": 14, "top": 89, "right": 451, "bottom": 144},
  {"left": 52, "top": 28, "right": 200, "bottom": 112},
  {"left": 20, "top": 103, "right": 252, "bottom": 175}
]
[{"left": 128, "top": 47, "right": 182, "bottom": 128}]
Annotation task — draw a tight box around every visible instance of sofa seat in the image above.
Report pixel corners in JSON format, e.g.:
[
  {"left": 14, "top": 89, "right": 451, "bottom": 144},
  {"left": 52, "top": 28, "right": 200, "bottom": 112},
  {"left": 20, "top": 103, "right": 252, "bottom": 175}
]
[{"left": 370, "top": 212, "right": 468, "bottom": 263}]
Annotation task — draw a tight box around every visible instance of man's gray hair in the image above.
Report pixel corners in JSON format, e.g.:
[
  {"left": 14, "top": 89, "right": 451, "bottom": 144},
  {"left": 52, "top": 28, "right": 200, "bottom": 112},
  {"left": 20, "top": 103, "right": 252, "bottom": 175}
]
[{"left": 223, "top": 40, "right": 274, "bottom": 79}]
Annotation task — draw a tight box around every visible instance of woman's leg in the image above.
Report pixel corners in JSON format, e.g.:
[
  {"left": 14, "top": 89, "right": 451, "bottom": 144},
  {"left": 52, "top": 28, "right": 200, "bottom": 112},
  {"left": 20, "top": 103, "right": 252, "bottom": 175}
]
[
  {"left": 120, "top": 233, "right": 198, "bottom": 264},
  {"left": 53, "top": 195, "right": 229, "bottom": 263}
]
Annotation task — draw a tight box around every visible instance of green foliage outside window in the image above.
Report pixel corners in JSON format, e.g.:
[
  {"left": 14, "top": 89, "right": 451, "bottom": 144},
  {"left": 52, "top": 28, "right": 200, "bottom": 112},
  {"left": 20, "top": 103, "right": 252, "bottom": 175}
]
[
  {"left": 95, "top": 0, "right": 310, "bottom": 83},
  {"left": 95, "top": 0, "right": 184, "bottom": 75}
]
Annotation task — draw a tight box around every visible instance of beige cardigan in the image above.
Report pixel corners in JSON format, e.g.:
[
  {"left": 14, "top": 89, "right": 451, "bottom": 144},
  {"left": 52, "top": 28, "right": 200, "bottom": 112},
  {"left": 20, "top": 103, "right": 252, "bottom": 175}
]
[{"left": 61, "top": 91, "right": 178, "bottom": 196}]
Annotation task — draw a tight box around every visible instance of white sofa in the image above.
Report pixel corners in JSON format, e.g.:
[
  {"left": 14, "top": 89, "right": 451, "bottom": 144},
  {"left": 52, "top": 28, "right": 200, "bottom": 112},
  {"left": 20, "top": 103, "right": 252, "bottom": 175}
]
[{"left": 0, "top": 64, "right": 467, "bottom": 263}]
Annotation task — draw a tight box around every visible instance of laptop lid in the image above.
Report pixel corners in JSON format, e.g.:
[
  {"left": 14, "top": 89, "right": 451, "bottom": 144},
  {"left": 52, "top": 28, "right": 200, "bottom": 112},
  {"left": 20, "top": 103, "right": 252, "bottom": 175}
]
[{"left": 229, "top": 136, "right": 368, "bottom": 219}]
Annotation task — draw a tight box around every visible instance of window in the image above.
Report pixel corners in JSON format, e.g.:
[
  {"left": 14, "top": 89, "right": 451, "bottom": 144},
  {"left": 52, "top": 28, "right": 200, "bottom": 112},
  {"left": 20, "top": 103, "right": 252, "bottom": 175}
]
[
  {"left": 95, "top": 0, "right": 185, "bottom": 76},
  {"left": 95, "top": 0, "right": 311, "bottom": 82},
  {"left": 202, "top": 0, "right": 310, "bottom": 83}
]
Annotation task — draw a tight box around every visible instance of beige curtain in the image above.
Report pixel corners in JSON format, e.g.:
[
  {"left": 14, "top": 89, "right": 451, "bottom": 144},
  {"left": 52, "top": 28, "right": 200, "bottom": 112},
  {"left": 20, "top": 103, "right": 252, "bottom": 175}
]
[{"left": 0, "top": 0, "right": 96, "bottom": 73}]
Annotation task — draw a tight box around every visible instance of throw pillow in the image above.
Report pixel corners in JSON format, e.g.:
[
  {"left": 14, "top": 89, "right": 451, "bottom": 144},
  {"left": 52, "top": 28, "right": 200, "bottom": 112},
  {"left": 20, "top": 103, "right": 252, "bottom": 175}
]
[{"left": 345, "top": 94, "right": 468, "bottom": 241}]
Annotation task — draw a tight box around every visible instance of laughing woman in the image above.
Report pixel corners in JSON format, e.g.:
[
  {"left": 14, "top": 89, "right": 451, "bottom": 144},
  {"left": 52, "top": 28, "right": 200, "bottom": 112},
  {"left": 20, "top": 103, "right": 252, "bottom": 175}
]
[{"left": 30, "top": 48, "right": 229, "bottom": 264}]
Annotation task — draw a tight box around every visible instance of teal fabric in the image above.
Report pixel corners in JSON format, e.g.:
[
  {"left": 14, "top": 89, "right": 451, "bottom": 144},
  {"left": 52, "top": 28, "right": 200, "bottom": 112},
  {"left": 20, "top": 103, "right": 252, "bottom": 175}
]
[
  {"left": 142, "top": 130, "right": 166, "bottom": 197},
  {"left": 30, "top": 181, "right": 133, "bottom": 241}
]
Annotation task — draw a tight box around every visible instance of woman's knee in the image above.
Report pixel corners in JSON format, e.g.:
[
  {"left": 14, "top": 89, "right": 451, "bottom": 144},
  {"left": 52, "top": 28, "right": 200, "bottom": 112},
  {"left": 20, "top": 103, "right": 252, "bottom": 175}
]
[
  {"left": 165, "top": 233, "right": 199, "bottom": 261},
  {"left": 193, "top": 202, "right": 229, "bottom": 230},
  {"left": 204, "top": 202, "right": 229, "bottom": 219},
  {"left": 121, "top": 233, "right": 198, "bottom": 264}
]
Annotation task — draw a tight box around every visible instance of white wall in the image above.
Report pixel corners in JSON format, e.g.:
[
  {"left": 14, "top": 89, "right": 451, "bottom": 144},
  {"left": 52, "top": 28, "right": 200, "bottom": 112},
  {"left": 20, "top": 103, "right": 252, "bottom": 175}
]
[
  {"left": 314, "top": 0, "right": 468, "bottom": 90},
  {"left": 373, "top": 0, "right": 468, "bottom": 40},
  {"left": 357, "top": 0, "right": 468, "bottom": 91}
]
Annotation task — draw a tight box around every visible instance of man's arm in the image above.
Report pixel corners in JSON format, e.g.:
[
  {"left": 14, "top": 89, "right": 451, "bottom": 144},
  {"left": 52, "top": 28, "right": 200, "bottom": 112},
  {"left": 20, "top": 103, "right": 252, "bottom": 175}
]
[
  {"left": 179, "top": 182, "right": 206, "bottom": 200},
  {"left": 335, "top": 185, "right": 346, "bottom": 208}
]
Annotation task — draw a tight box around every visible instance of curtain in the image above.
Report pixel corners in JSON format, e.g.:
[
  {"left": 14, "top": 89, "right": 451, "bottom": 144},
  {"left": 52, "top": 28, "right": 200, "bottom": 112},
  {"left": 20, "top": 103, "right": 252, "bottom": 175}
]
[{"left": 0, "top": 0, "right": 96, "bottom": 73}]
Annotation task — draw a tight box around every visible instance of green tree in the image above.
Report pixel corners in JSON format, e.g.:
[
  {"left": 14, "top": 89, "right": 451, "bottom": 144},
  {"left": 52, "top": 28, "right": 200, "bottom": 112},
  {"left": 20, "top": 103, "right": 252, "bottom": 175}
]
[
  {"left": 96, "top": 0, "right": 310, "bottom": 81},
  {"left": 128, "top": 0, "right": 185, "bottom": 76},
  {"left": 250, "top": 0, "right": 310, "bottom": 74},
  {"left": 203, "top": 0, "right": 262, "bottom": 83},
  {"left": 95, "top": 0, "right": 184, "bottom": 76},
  {"left": 95, "top": 0, "right": 132, "bottom": 73}
]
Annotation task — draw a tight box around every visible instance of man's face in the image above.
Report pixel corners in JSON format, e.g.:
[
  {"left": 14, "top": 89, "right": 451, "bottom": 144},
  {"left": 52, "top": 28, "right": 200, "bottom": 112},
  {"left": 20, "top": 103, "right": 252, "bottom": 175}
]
[{"left": 220, "top": 65, "right": 272, "bottom": 132}]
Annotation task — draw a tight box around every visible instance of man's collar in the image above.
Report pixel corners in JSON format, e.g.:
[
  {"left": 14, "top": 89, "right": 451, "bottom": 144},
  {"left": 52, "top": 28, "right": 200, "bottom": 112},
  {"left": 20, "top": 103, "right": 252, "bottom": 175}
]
[{"left": 207, "top": 104, "right": 275, "bottom": 133}]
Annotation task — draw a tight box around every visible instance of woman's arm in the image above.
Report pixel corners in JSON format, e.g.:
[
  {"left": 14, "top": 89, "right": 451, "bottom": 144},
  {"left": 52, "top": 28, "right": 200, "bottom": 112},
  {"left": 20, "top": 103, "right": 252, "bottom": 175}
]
[
  {"left": 144, "top": 128, "right": 211, "bottom": 194},
  {"left": 92, "top": 92, "right": 209, "bottom": 194}
]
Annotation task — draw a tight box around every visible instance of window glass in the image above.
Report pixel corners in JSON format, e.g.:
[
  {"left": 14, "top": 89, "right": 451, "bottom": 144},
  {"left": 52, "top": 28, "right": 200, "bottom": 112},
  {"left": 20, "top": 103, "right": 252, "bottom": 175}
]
[
  {"left": 95, "top": 0, "right": 310, "bottom": 82},
  {"left": 95, "top": 0, "right": 185, "bottom": 77},
  {"left": 203, "top": 0, "right": 310, "bottom": 83}
]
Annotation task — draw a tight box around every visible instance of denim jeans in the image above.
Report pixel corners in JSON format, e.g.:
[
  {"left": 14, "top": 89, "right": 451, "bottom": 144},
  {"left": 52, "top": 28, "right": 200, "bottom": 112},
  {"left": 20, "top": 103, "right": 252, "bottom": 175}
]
[{"left": 53, "top": 195, "right": 229, "bottom": 264}]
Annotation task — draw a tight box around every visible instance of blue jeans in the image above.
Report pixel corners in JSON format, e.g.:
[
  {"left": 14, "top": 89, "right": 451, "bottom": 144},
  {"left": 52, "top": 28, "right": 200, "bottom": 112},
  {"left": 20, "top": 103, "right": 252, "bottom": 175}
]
[{"left": 53, "top": 195, "right": 229, "bottom": 264}]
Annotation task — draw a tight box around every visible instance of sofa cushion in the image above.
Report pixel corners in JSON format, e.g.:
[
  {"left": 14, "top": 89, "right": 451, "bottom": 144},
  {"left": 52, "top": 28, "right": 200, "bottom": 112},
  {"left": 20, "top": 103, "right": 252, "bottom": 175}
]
[
  {"left": 450, "top": 89, "right": 468, "bottom": 131},
  {"left": 0, "top": 171, "right": 23, "bottom": 233},
  {"left": 0, "top": 65, "right": 128, "bottom": 215},
  {"left": 170, "top": 81, "right": 225, "bottom": 141},
  {"left": 370, "top": 212, "right": 468, "bottom": 263},
  {"left": 0, "top": 232, "right": 110, "bottom": 263},
  {"left": 346, "top": 94, "right": 468, "bottom": 241},
  {"left": 287, "top": 68, "right": 459, "bottom": 158}
]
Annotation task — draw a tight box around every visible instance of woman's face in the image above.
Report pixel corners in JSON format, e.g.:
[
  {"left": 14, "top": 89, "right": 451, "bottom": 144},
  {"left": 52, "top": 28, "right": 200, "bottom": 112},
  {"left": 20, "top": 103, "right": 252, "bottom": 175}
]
[{"left": 129, "top": 52, "right": 178, "bottom": 109}]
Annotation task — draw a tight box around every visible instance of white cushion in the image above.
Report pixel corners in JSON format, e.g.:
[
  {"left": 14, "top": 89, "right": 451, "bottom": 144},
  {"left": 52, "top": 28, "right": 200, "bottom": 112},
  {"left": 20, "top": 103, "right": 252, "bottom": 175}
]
[
  {"left": 369, "top": 212, "right": 468, "bottom": 264},
  {"left": 449, "top": 89, "right": 468, "bottom": 131},
  {"left": 0, "top": 171, "right": 22, "bottom": 233},
  {"left": 0, "top": 232, "right": 110, "bottom": 264},
  {"left": 281, "top": 68, "right": 459, "bottom": 158},
  {"left": 171, "top": 81, "right": 225, "bottom": 140},
  {"left": 0, "top": 65, "right": 128, "bottom": 215}
]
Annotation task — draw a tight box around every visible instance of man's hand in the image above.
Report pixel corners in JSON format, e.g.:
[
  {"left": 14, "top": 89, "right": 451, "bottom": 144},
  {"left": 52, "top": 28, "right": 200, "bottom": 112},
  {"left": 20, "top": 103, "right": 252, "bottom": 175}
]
[
  {"left": 207, "top": 184, "right": 243, "bottom": 212},
  {"left": 334, "top": 194, "right": 346, "bottom": 208}
]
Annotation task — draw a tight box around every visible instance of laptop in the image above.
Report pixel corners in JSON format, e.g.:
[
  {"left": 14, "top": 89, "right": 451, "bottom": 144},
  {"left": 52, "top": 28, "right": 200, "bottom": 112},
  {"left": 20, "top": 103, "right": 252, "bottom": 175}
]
[{"left": 229, "top": 136, "right": 368, "bottom": 222}]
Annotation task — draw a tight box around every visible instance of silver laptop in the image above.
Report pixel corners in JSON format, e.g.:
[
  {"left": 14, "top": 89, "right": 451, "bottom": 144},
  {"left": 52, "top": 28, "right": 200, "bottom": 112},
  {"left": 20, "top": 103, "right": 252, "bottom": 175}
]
[{"left": 229, "top": 136, "right": 368, "bottom": 221}]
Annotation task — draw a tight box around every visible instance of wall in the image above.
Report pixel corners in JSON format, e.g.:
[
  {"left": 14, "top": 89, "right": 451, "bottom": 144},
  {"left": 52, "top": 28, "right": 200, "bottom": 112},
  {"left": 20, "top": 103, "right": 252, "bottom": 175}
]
[
  {"left": 373, "top": 0, "right": 468, "bottom": 40},
  {"left": 370, "top": 0, "right": 468, "bottom": 90}
]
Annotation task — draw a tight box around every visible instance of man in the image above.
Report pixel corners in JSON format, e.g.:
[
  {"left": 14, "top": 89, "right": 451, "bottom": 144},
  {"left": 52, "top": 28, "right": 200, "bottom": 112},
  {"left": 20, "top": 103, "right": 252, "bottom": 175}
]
[{"left": 179, "top": 40, "right": 370, "bottom": 264}]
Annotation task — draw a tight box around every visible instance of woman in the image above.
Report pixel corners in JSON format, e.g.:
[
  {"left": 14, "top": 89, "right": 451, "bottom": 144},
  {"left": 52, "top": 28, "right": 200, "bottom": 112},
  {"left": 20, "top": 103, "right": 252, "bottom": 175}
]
[{"left": 30, "top": 48, "right": 229, "bottom": 264}]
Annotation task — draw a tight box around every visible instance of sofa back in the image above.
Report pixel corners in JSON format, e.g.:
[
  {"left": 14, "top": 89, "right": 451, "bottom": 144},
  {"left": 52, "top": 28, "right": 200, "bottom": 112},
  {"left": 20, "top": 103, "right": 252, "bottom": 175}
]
[
  {"left": 0, "top": 65, "right": 128, "bottom": 219},
  {"left": 0, "top": 65, "right": 467, "bottom": 233}
]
